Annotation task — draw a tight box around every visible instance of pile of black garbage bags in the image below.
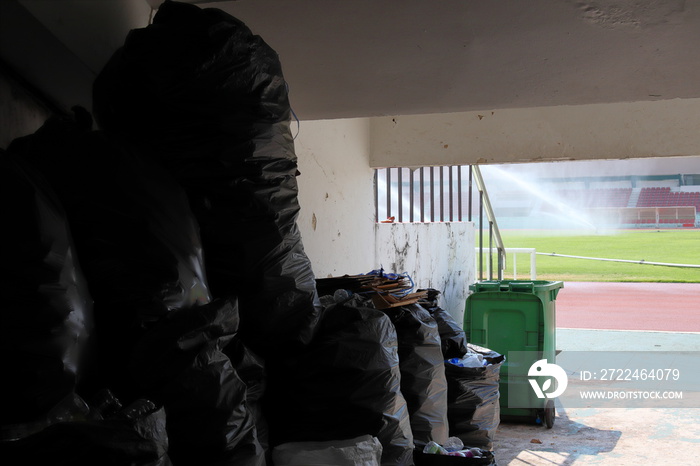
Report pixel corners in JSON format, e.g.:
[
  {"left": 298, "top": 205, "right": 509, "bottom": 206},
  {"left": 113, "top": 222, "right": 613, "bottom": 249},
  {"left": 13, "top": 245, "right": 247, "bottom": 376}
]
[{"left": 0, "top": 2, "right": 502, "bottom": 465}]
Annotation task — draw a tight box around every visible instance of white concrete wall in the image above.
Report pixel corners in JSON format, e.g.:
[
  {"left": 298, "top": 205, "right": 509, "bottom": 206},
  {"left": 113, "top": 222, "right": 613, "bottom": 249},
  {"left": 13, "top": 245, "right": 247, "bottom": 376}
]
[
  {"left": 294, "top": 118, "right": 476, "bottom": 324},
  {"left": 375, "top": 222, "right": 474, "bottom": 324},
  {"left": 294, "top": 118, "right": 377, "bottom": 278}
]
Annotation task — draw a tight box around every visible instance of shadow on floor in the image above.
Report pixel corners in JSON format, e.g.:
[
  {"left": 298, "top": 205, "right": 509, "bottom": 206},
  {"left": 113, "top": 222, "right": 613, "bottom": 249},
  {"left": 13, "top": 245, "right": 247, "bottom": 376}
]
[{"left": 493, "top": 400, "right": 622, "bottom": 465}]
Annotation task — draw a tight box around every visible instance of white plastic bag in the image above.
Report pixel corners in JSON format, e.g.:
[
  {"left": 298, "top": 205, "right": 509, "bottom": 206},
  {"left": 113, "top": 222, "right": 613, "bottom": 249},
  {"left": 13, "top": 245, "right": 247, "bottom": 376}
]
[{"left": 272, "top": 435, "right": 382, "bottom": 466}]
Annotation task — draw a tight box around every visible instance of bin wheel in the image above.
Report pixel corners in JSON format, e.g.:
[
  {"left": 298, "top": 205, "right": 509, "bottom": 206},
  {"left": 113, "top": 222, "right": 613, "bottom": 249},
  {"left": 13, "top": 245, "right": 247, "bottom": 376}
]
[{"left": 544, "top": 400, "right": 555, "bottom": 429}]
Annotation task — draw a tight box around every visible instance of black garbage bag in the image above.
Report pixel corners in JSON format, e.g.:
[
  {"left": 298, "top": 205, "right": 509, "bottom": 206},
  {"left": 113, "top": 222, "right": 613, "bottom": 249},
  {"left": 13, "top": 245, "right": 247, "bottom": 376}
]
[
  {"left": 9, "top": 115, "right": 210, "bottom": 400},
  {"left": 413, "top": 449, "right": 496, "bottom": 466},
  {"left": 419, "top": 289, "right": 468, "bottom": 359},
  {"left": 265, "top": 298, "right": 414, "bottom": 466},
  {"left": 8, "top": 114, "right": 265, "bottom": 465},
  {"left": 226, "top": 335, "right": 269, "bottom": 455},
  {"left": 0, "top": 393, "right": 171, "bottom": 466},
  {"left": 384, "top": 304, "right": 449, "bottom": 447},
  {"left": 92, "top": 0, "right": 321, "bottom": 359},
  {"left": 0, "top": 149, "right": 93, "bottom": 426},
  {"left": 445, "top": 345, "right": 504, "bottom": 450},
  {"left": 131, "top": 298, "right": 265, "bottom": 465}
]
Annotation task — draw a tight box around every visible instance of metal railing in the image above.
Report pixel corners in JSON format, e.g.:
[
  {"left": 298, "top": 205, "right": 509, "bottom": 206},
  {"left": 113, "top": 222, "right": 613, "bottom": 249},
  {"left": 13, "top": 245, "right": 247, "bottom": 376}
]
[
  {"left": 478, "top": 248, "right": 536, "bottom": 280},
  {"left": 375, "top": 166, "right": 468, "bottom": 223},
  {"left": 472, "top": 165, "right": 506, "bottom": 280},
  {"left": 375, "top": 164, "right": 506, "bottom": 280}
]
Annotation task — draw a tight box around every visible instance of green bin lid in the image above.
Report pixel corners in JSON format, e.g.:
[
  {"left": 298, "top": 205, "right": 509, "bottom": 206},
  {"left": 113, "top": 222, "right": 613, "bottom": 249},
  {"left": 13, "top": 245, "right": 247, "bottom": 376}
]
[{"left": 469, "top": 280, "right": 564, "bottom": 294}]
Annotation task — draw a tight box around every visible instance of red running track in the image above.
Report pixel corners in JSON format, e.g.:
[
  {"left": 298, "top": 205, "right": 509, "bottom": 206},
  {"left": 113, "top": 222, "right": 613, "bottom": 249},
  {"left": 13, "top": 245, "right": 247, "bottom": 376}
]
[{"left": 555, "top": 282, "right": 700, "bottom": 332}]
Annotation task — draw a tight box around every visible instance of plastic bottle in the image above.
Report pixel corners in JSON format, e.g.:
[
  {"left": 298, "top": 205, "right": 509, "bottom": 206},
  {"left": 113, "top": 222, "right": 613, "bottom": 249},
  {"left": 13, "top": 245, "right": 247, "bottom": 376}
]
[
  {"left": 423, "top": 441, "right": 448, "bottom": 455},
  {"left": 443, "top": 436, "right": 464, "bottom": 452},
  {"left": 446, "top": 352, "right": 484, "bottom": 368}
]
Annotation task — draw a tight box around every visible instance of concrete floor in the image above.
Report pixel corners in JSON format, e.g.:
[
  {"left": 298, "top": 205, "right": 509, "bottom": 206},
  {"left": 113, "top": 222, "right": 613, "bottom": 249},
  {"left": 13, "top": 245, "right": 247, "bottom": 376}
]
[{"left": 492, "top": 328, "right": 700, "bottom": 465}]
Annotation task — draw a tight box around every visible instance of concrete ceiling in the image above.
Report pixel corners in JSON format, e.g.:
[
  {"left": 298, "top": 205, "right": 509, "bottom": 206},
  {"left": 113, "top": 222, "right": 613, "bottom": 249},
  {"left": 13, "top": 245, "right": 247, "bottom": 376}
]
[{"left": 2, "top": 0, "right": 700, "bottom": 121}]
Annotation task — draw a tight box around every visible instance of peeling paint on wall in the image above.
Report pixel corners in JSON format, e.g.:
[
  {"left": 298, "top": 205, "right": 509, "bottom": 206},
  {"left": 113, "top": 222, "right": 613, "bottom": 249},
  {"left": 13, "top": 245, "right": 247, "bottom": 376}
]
[
  {"left": 296, "top": 118, "right": 376, "bottom": 279},
  {"left": 375, "top": 222, "right": 475, "bottom": 324}
]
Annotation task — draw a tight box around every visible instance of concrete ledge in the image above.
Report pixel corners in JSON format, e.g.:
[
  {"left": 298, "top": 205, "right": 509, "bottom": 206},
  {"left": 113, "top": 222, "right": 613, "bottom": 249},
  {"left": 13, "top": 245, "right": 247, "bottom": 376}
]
[{"left": 370, "top": 98, "right": 700, "bottom": 167}]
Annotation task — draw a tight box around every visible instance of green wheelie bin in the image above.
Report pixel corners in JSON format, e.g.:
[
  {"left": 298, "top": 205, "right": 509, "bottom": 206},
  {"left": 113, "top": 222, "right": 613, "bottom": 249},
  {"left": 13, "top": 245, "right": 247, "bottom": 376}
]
[{"left": 464, "top": 280, "right": 564, "bottom": 428}]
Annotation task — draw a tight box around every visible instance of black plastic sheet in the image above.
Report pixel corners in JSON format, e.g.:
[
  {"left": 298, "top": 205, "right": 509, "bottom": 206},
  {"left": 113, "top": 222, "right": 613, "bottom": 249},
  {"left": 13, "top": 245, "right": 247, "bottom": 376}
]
[
  {"left": 9, "top": 116, "right": 211, "bottom": 401},
  {"left": 384, "top": 304, "right": 449, "bottom": 447},
  {"left": 265, "top": 298, "right": 414, "bottom": 466},
  {"left": 226, "top": 335, "right": 269, "bottom": 454},
  {"left": 8, "top": 114, "right": 265, "bottom": 464},
  {"left": 92, "top": 0, "right": 321, "bottom": 359},
  {"left": 131, "top": 298, "right": 265, "bottom": 465},
  {"left": 419, "top": 289, "right": 468, "bottom": 359},
  {"left": 0, "top": 393, "right": 171, "bottom": 466},
  {"left": 413, "top": 449, "right": 496, "bottom": 466},
  {"left": 445, "top": 345, "right": 504, "bottom": 450},
  {"left": 0, "top": 149, "right": 93, "bottom": 426}
]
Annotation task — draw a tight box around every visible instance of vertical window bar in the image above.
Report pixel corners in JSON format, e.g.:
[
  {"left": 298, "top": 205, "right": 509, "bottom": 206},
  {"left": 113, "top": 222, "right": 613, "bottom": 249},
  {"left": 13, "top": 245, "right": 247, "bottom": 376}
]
[
  {"left": 409, "top": 169, "right": 415, "bottom": 223},
  {"left": 430, "top": 166, "right": 435, "bottom": 222},
  {"left": 397, "top": 167, "right": 403, "bottom": 222},
  {"left": 420, "top": 167, "right": 425, "bottom": 222},
  {"left": 468, "top": 165, "right": 473, "bottom": 222},
  {"left": 479, "top": 190, "right": 484, "bottom": 280},
  {"left": 457, "top": 165, "right": 463, "bottom": 221},
  {"left": 449, "top": 165, "right": 454, "bottom": 222},
  {"left": 386, "top": 168, "right": 392, "bottom": 221},
  {"left": 439, "top": 166, "right": 445, "bottom": 221}
]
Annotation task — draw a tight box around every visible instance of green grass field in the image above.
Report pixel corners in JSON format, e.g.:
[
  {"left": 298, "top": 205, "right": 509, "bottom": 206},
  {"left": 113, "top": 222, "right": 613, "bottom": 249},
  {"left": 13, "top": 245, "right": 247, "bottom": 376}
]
[{"left": 481, "top": 229, "right": 700, "bottom": 283}]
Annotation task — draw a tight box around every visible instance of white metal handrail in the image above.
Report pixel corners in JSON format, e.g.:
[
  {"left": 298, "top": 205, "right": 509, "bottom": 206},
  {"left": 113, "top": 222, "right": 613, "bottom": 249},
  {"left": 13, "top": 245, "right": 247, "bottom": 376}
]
[{"left": 476, "top": 247, "right": 537, "bottom": 280}]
